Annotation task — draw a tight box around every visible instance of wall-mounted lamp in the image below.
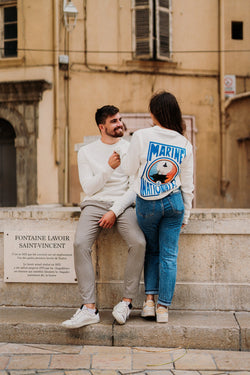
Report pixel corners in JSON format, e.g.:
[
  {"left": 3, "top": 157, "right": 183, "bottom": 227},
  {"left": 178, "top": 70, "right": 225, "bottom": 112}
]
[{"left": 63, "top": 0, "right": 78, "bottom": 31}]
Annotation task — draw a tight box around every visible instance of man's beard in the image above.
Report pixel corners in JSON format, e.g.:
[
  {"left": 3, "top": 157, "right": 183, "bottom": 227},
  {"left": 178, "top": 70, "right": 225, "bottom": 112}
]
[{"left": 105, "top": 126, "right": 124, "bottom": 138}]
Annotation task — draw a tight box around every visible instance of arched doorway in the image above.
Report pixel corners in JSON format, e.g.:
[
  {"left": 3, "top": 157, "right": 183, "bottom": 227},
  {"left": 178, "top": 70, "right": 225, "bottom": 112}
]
[{"left": 0, "top": 118, "right": 17, "bottom": 206}]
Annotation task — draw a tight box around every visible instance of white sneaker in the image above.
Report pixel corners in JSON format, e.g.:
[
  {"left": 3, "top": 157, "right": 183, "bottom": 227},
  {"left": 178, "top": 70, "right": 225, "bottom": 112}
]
[
  {"left": 156, "top": 306, "right": 168, "bottom": 323},
  {"left": 141, "top": 300, "right": 155, "bottom": 318},
  {"left": 112, "top": 301, "right": 132, "bottom": 324},
  {"left": 62, "top": 305, "right": 100, "bottom": 329}
]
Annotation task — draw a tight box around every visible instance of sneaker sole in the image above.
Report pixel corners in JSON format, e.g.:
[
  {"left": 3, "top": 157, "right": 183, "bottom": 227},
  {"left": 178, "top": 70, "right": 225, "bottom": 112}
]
[
  {"left": 156, "top": 315, "right": 168, "bottom": 323},
  {"left": 62, "top": 317, "right": 100, "bottom": 329},
  {"left": 141, "top": 311, "right": 155, "bottom": 318}
]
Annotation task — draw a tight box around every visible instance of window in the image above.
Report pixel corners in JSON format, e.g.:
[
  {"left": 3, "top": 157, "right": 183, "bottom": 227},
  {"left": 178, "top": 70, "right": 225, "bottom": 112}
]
[
  {"left": 132, "top": 0, "right": 171, "bottom": 60},
  {"left": 0, "top": 2, "right": 17, "bottom": 58},
  {"left": 231, "top": 21, "right": 243, "bottom": 40}
]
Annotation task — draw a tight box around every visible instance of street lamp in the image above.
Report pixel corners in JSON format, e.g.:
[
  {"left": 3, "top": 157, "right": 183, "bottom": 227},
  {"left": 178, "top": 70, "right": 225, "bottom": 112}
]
[{"left": 63, "top": 0, "right": 78, "bottom": 32}]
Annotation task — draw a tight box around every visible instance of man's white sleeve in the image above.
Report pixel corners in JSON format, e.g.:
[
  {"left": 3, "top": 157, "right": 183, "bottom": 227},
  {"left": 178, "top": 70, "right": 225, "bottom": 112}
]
[
  {"left": 78, "top": 148, "right": 114, "bottom": 196},
  {"left": 110, "top": 176, "right": 136, "bottom": 217}
]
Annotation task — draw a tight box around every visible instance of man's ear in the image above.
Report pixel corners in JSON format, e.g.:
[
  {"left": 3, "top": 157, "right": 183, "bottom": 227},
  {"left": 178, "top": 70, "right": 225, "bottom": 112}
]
[{"left": 98, "top": 124, "right": 104, "bottom": 132}]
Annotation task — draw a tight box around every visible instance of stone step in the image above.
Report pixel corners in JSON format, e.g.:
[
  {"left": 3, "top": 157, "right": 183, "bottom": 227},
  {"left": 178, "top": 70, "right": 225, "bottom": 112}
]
[{"left": 1, "top": 307, "right": 249, "bottom": 351}]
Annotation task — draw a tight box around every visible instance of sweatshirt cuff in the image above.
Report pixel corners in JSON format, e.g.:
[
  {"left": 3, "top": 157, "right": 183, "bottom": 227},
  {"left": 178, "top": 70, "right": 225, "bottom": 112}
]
[
  {"left": 183, "top": 209, "right": 191, "bottom": 225},
  {"left": 109, "top": 204, "right": 124, "bottom": 218}
]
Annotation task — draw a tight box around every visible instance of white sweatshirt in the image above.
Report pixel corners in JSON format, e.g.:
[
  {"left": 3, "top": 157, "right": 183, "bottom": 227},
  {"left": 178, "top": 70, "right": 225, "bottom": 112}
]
[
  {"left": 77, "top": 138, "right": 135, "bottom": 217},
  {"left": 120, "top": 126, "right": 194, "bottom": 224}
]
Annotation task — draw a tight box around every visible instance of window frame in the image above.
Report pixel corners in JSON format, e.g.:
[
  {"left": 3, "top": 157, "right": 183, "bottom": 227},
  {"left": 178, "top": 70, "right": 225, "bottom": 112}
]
[{"left": 0, "top": 1, "right": 18, "bottom": 59}]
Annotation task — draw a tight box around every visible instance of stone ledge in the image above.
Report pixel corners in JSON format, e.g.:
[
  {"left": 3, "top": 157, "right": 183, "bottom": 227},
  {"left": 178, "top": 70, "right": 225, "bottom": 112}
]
[
  {"left": 0, "top": 307, "right": 249, "bottom": 351},
  {"left": 0, "top": 207, "right": 249, "bottom": 234}
]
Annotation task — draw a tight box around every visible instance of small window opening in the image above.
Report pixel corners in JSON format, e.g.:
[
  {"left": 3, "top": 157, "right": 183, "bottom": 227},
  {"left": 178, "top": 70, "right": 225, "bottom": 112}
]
[{"left": 231, "top": 21, "right": 243, "bottom": 40}]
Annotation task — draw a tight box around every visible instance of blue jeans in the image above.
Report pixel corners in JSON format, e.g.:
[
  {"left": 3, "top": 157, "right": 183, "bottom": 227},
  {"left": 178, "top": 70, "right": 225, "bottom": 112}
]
[{"left": 136, "top": 190, "right": 184, "bottom": 307}]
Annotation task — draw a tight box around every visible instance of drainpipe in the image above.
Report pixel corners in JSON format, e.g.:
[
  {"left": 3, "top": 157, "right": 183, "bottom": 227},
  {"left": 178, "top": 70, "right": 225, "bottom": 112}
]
[
  {"left": 64, "top": 29, "right": 70, "bottom": 205},
  {"left": 53, "top": 0, "right": 60, "bottom": 166},
  {"left": 219, "top": 0, "right": 229, "bottom": 198}
]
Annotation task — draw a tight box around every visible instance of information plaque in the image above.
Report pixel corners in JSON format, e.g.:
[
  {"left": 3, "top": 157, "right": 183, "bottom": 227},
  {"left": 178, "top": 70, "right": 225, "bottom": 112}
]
[{"left": 4, "top": 231, "right": 77, "bottom": 283}]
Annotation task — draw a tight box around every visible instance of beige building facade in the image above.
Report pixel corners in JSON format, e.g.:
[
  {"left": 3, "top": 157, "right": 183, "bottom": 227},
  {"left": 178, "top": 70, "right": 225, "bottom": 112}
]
[{"left": 0, "top": 0, "right": 249, "bottom": 208}]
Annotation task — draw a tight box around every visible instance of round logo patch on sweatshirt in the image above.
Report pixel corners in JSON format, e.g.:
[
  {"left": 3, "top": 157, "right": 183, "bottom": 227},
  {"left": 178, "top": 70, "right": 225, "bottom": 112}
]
[{"left": 147, "top": 159, "right": 178, "bottom": 185}]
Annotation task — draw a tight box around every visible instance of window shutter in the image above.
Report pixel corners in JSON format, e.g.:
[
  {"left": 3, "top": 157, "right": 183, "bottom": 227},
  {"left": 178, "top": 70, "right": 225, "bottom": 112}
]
[
  {"left": 133, "top": 0, "right": 153, "bottom": 59},
  {"left": 156, "top": 0, "right": 171, "bottom": 60}
]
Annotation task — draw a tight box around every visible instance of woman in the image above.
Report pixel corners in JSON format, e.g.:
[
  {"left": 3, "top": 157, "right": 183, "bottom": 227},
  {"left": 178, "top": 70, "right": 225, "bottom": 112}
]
[{"left": 119, "top": 91, "right": 194, "bottom": 323}]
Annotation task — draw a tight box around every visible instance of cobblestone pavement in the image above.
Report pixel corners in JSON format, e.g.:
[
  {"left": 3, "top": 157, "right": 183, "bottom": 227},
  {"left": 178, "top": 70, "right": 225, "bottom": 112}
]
[{"left": 0, "top": 343, "right": 249, "bottom": 374}]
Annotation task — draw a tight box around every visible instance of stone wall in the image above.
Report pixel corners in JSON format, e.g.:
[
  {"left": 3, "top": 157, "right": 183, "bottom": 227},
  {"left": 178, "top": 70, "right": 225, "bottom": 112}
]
[{"left": 0, "top": 207, "right": 249, "bottom": 311}]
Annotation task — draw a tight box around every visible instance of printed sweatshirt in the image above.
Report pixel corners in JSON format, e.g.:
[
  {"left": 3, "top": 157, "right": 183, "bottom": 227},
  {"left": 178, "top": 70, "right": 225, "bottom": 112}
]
[
  {"left": 120, "top": 126, "right": 194, "bottom": 224},
  {"left": 77, "top": 138, "right": 135, "bottom": 217}
]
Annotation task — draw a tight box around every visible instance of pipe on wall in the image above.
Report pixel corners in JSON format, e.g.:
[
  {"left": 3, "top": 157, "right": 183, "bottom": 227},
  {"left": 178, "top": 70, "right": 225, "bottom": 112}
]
[
  {"left": 219, "top": 0, "right": 229, "bottom": 198},
  {"left": 64, "top": 30, "right": 70, "bottom": 205},
  {"left": 53, "top": 0, "right": 60, "bottom": 165}
]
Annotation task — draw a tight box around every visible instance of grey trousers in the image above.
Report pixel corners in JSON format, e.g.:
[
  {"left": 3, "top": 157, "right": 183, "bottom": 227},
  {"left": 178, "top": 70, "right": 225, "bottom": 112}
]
[{"left": 74, "top": 201, "right": 146, "bottom": 305}]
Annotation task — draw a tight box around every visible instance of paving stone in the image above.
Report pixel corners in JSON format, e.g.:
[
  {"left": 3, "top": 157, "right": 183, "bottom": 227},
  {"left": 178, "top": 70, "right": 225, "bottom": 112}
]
[
  {"left": 91, "top": 351, "right": 131, "bottom": 370},
  {"left": 132, "top": 346, "right": 180, "bottom": 371},
  {"left": 33, "top": 344, "right": 82, "bottom": 354},
  {"left": 172, "top": 372, "right": 200, "bottom": 375},
  {"left": 7, "top": 354, "right": 51, "bottom": 370},
  {"left": 147, "top": 371, "right": 172, "bottom": 375},
  {"left": 133, "top": 351, "right": 174, "bottom": 370},
  {"left": 82, "top": 345, "right": 131, "bottom": 355},
  {"left": 0, "top": 343, "right": 68, "bottom": 355},
  {"left": 65, "top": 371, "right": 90, "bottom": 375},
  {"left": 212, "top": 350, "right": 250, "bottom": 370},
  {"left": 50, "top": 353, "right": 91, "bottom": 370},
  {"left": 8, "top": 371, "right": 37, "bottom": 375},
  {"left": 200, "top": 372, "right": 250, "bottom": 375},
  {"left": 174, "top": 350, "right": 217, "bottom": 370},
  {"left": 90, "top": 371, "right": 118, "bottom": 375}
]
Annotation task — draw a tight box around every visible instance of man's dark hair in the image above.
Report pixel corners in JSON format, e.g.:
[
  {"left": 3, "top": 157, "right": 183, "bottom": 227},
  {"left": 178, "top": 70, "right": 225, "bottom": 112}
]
[
  {"left": 149, "top": 91, "right": 185, "bottom": 135},
  {"left": 95, "top": 105, "right": 119, "bottom": 126}
]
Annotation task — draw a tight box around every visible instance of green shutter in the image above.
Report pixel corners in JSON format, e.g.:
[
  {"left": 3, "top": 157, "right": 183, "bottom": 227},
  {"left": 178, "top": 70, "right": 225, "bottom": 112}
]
[
  {"left": 133, "top": 0, "right": 153, "bottom": 59},
  {"left": 156, "top": 0, "right": 171, "bottom": 60}
]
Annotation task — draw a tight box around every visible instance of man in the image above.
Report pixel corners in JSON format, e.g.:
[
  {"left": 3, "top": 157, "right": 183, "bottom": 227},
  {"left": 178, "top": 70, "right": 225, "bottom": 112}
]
[{"left": 62, "top": 105, "right": 145, "bottom": 328}]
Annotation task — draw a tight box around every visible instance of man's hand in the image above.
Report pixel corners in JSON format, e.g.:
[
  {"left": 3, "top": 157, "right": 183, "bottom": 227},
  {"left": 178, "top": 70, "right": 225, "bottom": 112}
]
[
  {"left": 98, "top": 210, "right": 117, "bottom": 229},
  {"left": 108, "top": 152, "right": 120, "bottom": 169}
]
